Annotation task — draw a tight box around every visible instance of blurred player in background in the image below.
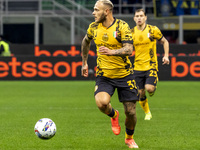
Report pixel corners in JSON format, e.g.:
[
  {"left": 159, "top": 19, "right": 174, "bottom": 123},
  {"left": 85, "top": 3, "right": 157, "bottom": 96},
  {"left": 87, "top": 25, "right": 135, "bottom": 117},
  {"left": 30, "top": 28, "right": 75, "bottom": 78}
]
[
  {"left": 81, "top": 0, "right": 139, "bottom": 148},
  {"left": 0, "top": 35, "right": 11, "bottom": 56},
  {"left": 131, "top": 9, "right": 170, "bottom": 120}
]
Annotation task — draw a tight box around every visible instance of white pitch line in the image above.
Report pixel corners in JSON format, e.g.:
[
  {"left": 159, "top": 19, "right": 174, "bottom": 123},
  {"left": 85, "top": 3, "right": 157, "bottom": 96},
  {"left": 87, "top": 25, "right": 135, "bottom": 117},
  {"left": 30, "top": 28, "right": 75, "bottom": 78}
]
[{"left": 0, "top": 107, "right": 199, "bottom": 111}]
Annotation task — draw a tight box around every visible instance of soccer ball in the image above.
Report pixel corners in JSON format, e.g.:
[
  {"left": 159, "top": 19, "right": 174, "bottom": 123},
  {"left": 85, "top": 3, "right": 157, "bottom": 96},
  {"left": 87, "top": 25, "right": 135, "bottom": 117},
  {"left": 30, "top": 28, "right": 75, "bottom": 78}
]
[{"left": 34, "top": 118, "right": 56, "bottom": 139}]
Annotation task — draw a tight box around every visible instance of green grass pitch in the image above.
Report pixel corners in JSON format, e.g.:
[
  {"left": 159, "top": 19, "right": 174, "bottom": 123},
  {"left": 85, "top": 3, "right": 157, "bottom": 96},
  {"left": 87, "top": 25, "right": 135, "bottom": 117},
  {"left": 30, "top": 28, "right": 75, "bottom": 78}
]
[{"left": 0, "top": 81, "right": 199, "bottom": 150}]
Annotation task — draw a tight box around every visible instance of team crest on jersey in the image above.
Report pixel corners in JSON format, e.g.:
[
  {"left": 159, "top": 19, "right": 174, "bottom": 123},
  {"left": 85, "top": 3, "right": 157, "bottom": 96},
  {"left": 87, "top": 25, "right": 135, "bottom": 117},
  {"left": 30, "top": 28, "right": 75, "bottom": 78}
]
[{"left": 102, "top": 33, "right": 108, "bottom": 42}]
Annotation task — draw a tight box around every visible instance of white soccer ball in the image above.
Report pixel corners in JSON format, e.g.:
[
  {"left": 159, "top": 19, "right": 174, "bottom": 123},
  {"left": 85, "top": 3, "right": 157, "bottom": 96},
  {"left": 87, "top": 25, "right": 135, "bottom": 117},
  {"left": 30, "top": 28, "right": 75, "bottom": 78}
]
[{"left": 34, "top": 118, "right": 56, "bottom": 139}]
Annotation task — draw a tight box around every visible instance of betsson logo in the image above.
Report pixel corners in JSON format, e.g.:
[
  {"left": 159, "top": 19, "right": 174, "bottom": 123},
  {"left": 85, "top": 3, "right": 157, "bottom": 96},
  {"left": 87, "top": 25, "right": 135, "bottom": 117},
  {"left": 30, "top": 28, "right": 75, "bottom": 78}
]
[
  {"left": 1, "top": 56, "right": 199, "bottom": 79},
  {"left": 0, "top": 57, "right": 82, "bottom": 78},
  {"left": 171, "top": 57, "right": 200, "bottom": 77}
]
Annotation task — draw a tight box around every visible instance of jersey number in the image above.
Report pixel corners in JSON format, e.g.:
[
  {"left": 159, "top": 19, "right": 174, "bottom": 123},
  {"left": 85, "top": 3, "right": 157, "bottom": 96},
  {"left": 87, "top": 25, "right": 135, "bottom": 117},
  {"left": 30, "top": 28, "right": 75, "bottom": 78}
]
[
  {"left": 149, "top": 70, "right": 157, "bottom": 77},
  {"left": 127, "top": 80, "right": 137, "bottom": 90}
]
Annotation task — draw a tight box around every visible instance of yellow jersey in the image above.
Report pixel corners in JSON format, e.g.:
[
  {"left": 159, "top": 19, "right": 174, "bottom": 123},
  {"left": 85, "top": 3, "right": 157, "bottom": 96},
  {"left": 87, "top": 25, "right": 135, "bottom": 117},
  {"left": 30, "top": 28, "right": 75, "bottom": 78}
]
[
  {"left": 132, "top": 24, "right": 163, "bottom": 71},
  {"left": 0, "top": 41, "right": 11, "bottom": 56},
  {"left": 87, "top": 18, "right": 133, "bottom": 78}
]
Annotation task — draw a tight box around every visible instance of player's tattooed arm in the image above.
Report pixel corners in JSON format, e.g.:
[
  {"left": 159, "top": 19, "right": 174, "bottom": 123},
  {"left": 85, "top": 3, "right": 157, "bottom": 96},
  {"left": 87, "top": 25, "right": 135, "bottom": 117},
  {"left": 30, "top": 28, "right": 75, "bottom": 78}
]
[
  {"left": 114, "top": 43, "right": 133, "bottom": 56},
  {"left": 81, "top": 34, "right": 92, "bottom": 63},
  {"left": 99, "top": 43, "right": 133, "bottom": 56},
  {"left": 81, "top": 34, "right": 92, "bottom": 77}
]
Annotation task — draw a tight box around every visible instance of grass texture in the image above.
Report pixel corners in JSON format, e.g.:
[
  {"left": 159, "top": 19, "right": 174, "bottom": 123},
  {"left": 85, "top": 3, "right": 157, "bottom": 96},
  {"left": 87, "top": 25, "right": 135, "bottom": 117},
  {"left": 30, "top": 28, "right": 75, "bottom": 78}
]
[{"left": 0, "top": 81, "right": 199, "bottom": 150}]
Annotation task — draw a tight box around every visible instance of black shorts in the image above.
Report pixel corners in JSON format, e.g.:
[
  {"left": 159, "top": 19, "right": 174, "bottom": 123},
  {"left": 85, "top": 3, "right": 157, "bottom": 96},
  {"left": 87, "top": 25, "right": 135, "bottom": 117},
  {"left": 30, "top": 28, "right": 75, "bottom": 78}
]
[
  {"left": 94, "top": 74, "right": 139, "bottom": 102},
  {"left": 134, "top": 69, "right": 158, "bottom": 90}
]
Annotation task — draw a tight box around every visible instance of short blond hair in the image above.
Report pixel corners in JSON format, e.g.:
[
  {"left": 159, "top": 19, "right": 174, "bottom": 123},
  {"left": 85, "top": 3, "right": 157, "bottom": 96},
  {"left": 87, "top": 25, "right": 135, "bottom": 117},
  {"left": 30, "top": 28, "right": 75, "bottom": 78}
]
[{"left": 97, "top": 0, "right": 114, "bottom": 11}]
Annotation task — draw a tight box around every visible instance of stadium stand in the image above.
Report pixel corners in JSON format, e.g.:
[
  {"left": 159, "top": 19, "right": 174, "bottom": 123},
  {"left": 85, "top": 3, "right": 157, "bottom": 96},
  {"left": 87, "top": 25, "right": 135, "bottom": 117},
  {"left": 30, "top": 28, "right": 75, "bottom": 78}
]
[{"left": 0, "top": 0, "right": 199, "bottom": 45}]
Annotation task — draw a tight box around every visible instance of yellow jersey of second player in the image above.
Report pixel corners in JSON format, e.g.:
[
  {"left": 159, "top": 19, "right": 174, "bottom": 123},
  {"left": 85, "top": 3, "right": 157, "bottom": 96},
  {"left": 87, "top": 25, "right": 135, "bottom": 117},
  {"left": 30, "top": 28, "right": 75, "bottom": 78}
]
[
  {"left": 132, "top": 24, "right": 163, "bottom": 71},
  {"left": 87, "top": 18, "right": 133, "bottom": 78}
]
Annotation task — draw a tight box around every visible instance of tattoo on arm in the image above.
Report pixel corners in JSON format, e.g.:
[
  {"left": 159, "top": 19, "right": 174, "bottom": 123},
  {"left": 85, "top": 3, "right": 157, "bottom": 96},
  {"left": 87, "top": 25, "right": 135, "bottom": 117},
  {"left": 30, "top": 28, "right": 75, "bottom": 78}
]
[
  {"left": 113, "top": 43, "right": 133, "bottom": 56},
  {"left": 81, "top": 35, "right": 92, "bottom": 64}
]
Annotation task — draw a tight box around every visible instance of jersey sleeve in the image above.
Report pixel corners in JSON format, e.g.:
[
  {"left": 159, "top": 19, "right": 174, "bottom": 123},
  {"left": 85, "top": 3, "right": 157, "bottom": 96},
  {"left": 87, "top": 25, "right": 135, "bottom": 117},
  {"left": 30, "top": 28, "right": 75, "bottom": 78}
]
[
  {"left": 153, "top": 26, "right": 163, "bottom": 41},
  {"left": 87, "top": 22, "right": 95, "bottom": 39},
  {"left": 120, "top": 21, "right": 133, "bottom": 44}
]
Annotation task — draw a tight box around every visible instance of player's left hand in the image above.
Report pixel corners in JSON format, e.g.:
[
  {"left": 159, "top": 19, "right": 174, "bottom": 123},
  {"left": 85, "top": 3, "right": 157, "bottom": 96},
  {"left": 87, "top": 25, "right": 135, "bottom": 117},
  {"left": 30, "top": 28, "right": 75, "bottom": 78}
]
[
  {"left": 162, "top": 56, "right": 170, "bottom": 65},
  {"left": 99, "top": 46, "right": 113, "bottom": 55}
]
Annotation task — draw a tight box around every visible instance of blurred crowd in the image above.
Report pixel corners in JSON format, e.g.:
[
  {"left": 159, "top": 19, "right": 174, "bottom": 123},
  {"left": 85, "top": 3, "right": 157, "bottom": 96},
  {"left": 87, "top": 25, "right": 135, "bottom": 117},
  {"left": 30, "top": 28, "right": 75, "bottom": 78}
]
[
  {"left": 112, "top": 0, "right": 153, "bottom": 14},
  {"left": 112, "top": 0, "right": 153, "bottom": 4},
  {"left": 74, "top": 0, "right": 153, "bottom": 14}
]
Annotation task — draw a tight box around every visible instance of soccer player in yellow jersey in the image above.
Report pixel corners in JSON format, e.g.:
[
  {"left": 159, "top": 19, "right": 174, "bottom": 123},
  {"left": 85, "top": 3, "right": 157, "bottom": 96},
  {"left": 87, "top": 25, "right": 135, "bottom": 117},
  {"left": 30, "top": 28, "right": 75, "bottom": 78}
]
[
  {"left": 81, "top": 0, "right": 139, "bottom": 148},
  {"left": 132, "top": 9, "right": 170, "bottom": 120}
]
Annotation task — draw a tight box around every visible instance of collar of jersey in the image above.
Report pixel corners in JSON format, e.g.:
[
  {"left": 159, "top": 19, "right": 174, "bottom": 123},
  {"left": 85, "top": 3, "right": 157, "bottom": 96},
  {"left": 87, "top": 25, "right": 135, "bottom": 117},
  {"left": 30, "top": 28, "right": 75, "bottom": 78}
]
[
  {"left": 100, "top": 17, "right": 116, "bottom": 29},
  {"left": 136, "top": 24, "right": 147, "bottom": 32}
]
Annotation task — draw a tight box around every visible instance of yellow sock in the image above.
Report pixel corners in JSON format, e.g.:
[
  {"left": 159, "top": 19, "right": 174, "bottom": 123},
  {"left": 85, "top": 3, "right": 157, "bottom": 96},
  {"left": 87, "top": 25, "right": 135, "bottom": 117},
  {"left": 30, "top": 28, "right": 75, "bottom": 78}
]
[
  {"left": 139, "top": 98, "right": 150, "bottom": 114},
  {"left": 125, "top": 132, "right": 133, "bottom": 139},
  {"left": 112, "top": 110, "right": 117, "bottom": 118}
]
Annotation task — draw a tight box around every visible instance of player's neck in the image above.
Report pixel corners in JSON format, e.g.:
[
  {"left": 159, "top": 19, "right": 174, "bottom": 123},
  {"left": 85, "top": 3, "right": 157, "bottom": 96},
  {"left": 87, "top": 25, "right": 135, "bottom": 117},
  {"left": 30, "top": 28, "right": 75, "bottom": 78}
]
[
  {"left": 102, "top": 16, "right": 115, "bottom": 28},
  {"left": 137, "top": 24, "right": 146, "bottom": 31}
]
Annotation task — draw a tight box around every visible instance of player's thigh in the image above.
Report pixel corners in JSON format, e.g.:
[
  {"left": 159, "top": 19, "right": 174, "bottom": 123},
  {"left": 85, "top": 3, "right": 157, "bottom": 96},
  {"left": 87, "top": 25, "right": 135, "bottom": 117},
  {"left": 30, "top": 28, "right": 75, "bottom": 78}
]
[{"left": 94, "top": 76, "right": 115, "bottom": 106}]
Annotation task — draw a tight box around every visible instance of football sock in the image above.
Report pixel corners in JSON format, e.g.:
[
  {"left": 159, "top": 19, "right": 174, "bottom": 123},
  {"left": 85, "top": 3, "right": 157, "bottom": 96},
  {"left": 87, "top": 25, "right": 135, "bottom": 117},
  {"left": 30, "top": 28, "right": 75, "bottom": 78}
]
[
  {"left": 107, "top": 108, "right": 117, "bottom": 118},
  {"left": 125, "top": 128, "right": 134, "bottom": 139},
  {"left": 139, "top": 96, "right": 150, "bottom": 114}
]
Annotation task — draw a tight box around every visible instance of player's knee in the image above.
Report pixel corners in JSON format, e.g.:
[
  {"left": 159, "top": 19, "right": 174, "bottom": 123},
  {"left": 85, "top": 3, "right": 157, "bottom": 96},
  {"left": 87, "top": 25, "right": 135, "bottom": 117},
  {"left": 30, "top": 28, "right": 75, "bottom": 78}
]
[
  {"left": 124, "top": 106, "right": 136, "bottom": 117},
  {"left": 95, "top": 96, "right": 110, "bottom": 109},
  {"left": 146, "top": 86, "right": 155, "bottom": 94}
]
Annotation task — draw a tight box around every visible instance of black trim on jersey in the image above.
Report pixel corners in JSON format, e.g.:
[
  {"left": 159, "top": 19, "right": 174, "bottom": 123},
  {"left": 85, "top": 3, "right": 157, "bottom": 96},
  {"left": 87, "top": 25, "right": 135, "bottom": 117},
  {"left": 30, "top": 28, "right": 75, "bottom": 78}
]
[
  {"left": 122, "top": 40, "right": 133, "bottom": 44},
  {"left": 96, "top": 67, "right": 104, "bottom": 77},
  {"left": 158, "top": 36, "right": 163, "bottom": 41},
  {"left": 87, "top": 34, "right": 93, "bottom": 40},
  {"left": 107, "top": 17, "right": 116, "bottom": 29},
  {"left": 143, "top": 24, "right": 147, "bottom": 31},
  {"left": 115, "top": 19, "right": 121, "bottom": 43},
  {"left": 148, "top": 25, "right": 154, "bottom": 42},
  {"left": 87, "top": 22, "right": 99, "bottom": 40}
]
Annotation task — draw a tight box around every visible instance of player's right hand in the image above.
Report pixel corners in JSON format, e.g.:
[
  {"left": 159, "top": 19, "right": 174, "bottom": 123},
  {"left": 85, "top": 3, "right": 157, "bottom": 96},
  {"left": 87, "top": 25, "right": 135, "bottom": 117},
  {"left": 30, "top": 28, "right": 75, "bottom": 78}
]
[
  {"left": 99, "top": 46, "right": 113, "bottom": 55},
  {"left": 81, "top": 64, "right": 88, "bottom": 77},
  {"left": 162, "top": 56, "right": 170, "bottom": 65}
]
